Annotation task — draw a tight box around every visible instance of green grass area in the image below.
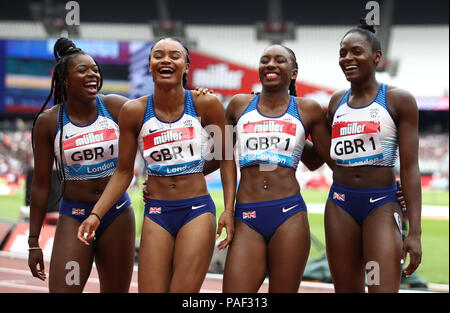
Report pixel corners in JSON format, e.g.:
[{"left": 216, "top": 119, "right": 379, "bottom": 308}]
[{"left": 1, "top": 187, "right": 448, "bottom": 284}]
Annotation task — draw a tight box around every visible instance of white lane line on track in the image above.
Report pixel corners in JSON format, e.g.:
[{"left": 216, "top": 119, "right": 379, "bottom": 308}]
[{"left": 0, "top": 280, "right": 48, "bottom": 292}]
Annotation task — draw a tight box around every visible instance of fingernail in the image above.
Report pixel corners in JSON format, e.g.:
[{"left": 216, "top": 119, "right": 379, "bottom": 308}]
[{"left": 400, "top": 259, "right": 404, "bottom": 264}]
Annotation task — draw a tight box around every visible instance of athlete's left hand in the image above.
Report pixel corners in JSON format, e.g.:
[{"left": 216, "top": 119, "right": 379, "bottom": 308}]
[
  {"left": 401, "top": 233, "right": 422, "bottom": 277},
  {"left": 216, "top": 210, "right": 234, "bottom": 250}
]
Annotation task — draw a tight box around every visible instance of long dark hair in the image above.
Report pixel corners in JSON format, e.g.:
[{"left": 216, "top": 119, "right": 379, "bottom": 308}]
[{"left": 31, "top": 37, "right": 103, "bottom": 198}]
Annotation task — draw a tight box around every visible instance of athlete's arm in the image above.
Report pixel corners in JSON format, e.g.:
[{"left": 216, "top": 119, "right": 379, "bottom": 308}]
[
  {"left": 300, "top": 141, "right": 326, "bottom": 171},
  {"left": 389, "top": 87, "right": 422, "bottom": 276},
  {"left": 28, "top": 109, "right": 56, "bottom": 280},
  {"left": 196, "top": 93, "right": 236, "bottom": 249},
  {"left": 77, "top": 98, "right": 142, "bottom": 245},
  {"left": 301, "top": 99, "right": 335, "bottom": 170}
]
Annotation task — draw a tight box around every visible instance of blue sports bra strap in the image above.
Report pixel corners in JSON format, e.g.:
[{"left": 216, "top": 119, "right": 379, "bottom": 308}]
[
  {"left": 184, "top": 89, "right": 198, "bottom": 117},
  {"left": 375, "top": 83, "right": 388, "bottom": 110},
  {"left": 338, "top": 88, "right": 351, "bottom": 108},
  {"left": 286, "top": 96, "right": 301, "bottom": 120}
]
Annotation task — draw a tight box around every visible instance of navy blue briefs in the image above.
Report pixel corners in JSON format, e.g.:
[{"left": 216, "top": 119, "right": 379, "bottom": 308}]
[
  {"left": 328, "top": 183, "right": 398, "bottom": 224},
  {"left": 59, "top": 193, "right": 131, "bottom": 238},
  {"left": 144, "top": 194, "right": 216, "bottom": 238},
  {"left": 234, "top": 194, "right": 307, "bottom": 242}
]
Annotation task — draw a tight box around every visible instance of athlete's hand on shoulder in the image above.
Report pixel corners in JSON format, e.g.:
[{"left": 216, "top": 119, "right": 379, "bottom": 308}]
[
  {"left": 77, "top": 214, "right": 100, "bottom": 245},
  {"left": 194, "top": 87, "right": 216, "bottom": 96},
  {"left": 402, "top": 232, "right": 422, "bottom": 277},
  {"left": 216, "top": 210, "right": 235, "bottom": 250}
]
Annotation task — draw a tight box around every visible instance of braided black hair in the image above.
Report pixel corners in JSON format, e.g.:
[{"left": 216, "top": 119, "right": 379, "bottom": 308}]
[
  {"left": 149, "top": 37, "right": 190, "bottom": 88},
  {"left": 280, "top": 45, "right": 298, "bottom": 97},
  {"left": 31, "top": 37, "right": 103, "bottom": 200},
  {"left": 341, "top": 18, "right": 382, "bottom": 52}
]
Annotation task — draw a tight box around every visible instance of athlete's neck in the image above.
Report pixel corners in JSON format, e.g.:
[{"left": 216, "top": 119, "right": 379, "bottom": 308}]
[
  {"left": 350, "top": 77, "right": 379, "bottom": 97},
  {"left": 259, "top": 89, "right": 291, "bottom": 110},
  {"left": 65, "top": 97, "right": 97, "bottom": 118},
  {"left": 153, "top": 86, "right": 185, "bottom": 113}
]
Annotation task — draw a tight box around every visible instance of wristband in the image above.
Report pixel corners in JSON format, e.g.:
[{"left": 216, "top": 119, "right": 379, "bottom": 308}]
[
  {"left": 90, "top": 212, "right": 101, "bottom": 221},
  {"left": 28, "top": 247, "right": 42, "bottom": 251}
]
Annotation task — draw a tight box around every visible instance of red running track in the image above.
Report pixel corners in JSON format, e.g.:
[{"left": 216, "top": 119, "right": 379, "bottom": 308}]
[{"left": 0, "top": 253, "right": 333, "bottom": 293}]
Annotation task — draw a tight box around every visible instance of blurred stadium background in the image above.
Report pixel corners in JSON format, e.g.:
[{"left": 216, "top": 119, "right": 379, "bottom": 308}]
[{"left": 0, "top": 0, "right": 448, "bottom": 292}]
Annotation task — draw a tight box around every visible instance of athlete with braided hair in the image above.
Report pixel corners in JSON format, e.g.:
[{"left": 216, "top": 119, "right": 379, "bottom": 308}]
[
  {"left": 28, "top": 38, "right": 135, "bottom": 292},
  {"left": 324, "top": 20, "right": 422, "bottom": 292}
]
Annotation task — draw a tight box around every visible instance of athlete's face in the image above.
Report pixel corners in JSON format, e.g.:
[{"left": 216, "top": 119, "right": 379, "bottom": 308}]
[
  {"left": 149, "top": 39, "right": 189, "bottom": 87},
  {"left": 65, "top": 54, "right": 101, "bottom": 101},
  {"left": 259, "top": 45, "right": 297, "bottom": 91},
  {"left": 339, "top": 32, "right": 381, "bottom": 83}
]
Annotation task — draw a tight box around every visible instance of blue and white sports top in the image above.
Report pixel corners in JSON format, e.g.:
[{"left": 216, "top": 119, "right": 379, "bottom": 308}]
[
  {"left": 236, "top": 94, "right": 306, "bottom": 170},
  {"left": 54, "top": 96, "right": 119, "bottom": 180},
  {"left": 330, "top": 83, "right": 398, "bottom": 167},
  {"left": 137, "top": 90, "right": 210, "bottom": 176}
]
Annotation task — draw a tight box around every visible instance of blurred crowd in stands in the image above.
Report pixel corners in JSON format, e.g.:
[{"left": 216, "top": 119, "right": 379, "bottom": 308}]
[{"left": 0, "top": 118, "right": 448, "bottom": 192}]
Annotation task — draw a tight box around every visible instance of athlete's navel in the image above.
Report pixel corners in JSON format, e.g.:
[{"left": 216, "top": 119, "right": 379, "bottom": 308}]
[{"left": 263, "top": 179, "right": 269, "bottom": 190}]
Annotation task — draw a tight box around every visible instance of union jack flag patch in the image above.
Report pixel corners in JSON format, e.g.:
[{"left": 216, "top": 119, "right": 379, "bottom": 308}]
[
  {"left": 333, "top": 192, "right": 345, "bottom": 201},
  {"left": 243, "top": 211, "right": 256, "bottom": 219},
  {"left": 149, "top": 207, "right": 162, "bottom": 214},
  {"left": 72, "top": 208, "right": 85, "bottom": 216}
]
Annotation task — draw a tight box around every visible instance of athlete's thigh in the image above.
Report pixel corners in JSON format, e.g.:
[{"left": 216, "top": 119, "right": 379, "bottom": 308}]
[
  {"left": 222, "top": 220, "right": 267, "bottom": 293},
  {"left": 362, "top": 202, "right": 403, "bottom": 293},
  {"left": 49, "top": 215, "right": 95, "bottom": 293},
  {"left": 324, "top": 200, "right": 365, "bottom": 293},
  {"left": 170, "top": 212, "right": 216, "bottom": 293},
  {"left": 138, "top": 216, "right": 175, "bottom": 292},
  {"left": 95, "top": 206, "right": 135, "bottom": 293},
  {"left": 267, "top": 211, "right": 310, "bottom": 293}
]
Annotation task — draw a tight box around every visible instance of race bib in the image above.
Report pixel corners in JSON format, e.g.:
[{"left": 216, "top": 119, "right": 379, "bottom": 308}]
[{"left": 331, "top": 121, "right": 383, "bottom": 166}]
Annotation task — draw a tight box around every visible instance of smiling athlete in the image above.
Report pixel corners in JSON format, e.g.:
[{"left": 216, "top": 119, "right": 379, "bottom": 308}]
[{"left": 28, "top": 38, "right": 135, "bottom": 292}]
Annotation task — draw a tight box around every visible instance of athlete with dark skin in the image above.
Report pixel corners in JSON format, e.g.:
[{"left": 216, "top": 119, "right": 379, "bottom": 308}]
[
  {"left": 324, "top": 22, "right": 422, "bottom": 293},
  {"left": 222, "top": 44, "right": 334, "bottom": 293},
  {"left": 28, "top": 38, "right": 135, "bottom": 292}
]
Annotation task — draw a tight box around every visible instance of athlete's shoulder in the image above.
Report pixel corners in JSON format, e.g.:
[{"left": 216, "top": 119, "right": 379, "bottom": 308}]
[
  {"left": 226, "top": 93, "right": 256, "bottom": 123},
  {"left": 386, "top": 85, "right": 417, "bottom": 106},
  {"left": 33, "top": 105, "right": 60, "bottom": 140},
  {"left": 121, "top": 95, "right": 148, "bottom": 117},
  {"left": 190, "top": 90, "right": 222, "bottom": 108},
  {"left": 98, "top": 93, "right": 130, "bottom": 120},
  {"left": 228, "top": 93, "right": 256, "bottom": 112},
  {"left": 35, "top": 105, "right": 59, "bottom": 125},
  {"left": 295, "top": 97, "right": 327, "bottom": 126}
]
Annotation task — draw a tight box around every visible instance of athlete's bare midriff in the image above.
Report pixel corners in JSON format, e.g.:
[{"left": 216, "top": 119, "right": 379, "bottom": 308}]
[
  {"left": 333, "top": 165, "right": 396, "bottom": 188},
  {"left": 146, "top": 172, "right": 208, "bottom": 200},
  {"left": 236, "top": 166, "right": 300, "bottom": 203}
]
